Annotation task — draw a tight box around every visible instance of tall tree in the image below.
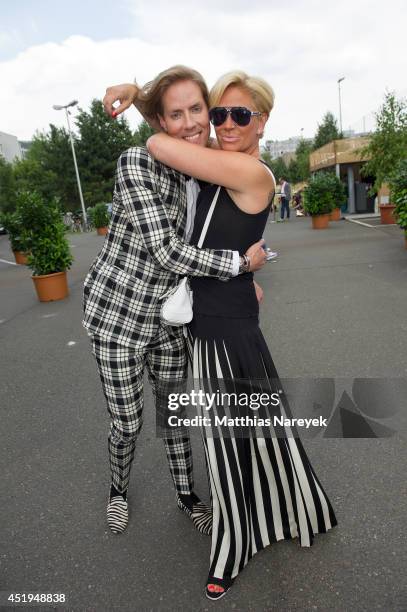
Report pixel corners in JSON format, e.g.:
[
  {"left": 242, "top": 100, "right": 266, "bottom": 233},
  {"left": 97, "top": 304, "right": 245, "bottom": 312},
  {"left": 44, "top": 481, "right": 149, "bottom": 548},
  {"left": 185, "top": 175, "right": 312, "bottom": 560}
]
[
  {"left": 287, "top": 157, "right": 301, "bottom": 183},
  {"left": 0, "top": 155, "right": 17, "bottom": 213},
  {"left": 292, "top": 139, "right": 313, "bottom": 182},
  {"left": 361, "top": 91, "right": 407, "bottom": 191},
  {"left": 13, "top": 126, "right": 77, "bottom": 210},
  {"left": 133, "top": 120, "right": 156, "bottom": 146},
  {"left": 268, "top": 156, "right": 289, "bottom": 183},
  {"left": 313, "top": 111, "right": 341, "bottom": 150},
  {"left": 75, "top": 99, "right": 136, "bottom": 206}
]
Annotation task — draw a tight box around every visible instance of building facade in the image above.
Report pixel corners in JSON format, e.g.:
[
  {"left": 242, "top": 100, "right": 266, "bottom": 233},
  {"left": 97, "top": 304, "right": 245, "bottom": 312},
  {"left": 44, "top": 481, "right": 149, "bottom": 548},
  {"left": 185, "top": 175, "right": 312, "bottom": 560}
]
[
  {"left": 0, "top": 131, "right": 23, "bottom": 163},
  {"left": 309, "top": 137, "right": 376, "bottom": 214},
  {"left": 262, "top": 137, "right": 312, "bottom": 160}
]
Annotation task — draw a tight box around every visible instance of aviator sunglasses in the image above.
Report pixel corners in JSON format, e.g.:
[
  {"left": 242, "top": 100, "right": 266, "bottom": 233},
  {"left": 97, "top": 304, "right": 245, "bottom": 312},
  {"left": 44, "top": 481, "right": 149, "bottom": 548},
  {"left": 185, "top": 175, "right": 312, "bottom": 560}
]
[{"left": 209, "top": 106, "right": 262, "bottom": 127}]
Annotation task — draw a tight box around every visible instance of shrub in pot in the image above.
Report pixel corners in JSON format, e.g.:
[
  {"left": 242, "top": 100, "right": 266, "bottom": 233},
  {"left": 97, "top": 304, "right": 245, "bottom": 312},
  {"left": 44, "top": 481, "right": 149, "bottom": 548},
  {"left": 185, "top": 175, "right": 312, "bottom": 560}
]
[
  {"left": 86, "top": 206, "right": 95, "bottom": 230},
  {"left": 329, "top": 175, "right": 346, "bottom": 221},
  {"left": 0, "top": 210, "right": 29, "bottom": 263},
  {"left": 18, "top": 191, "right": 73, "bottom": 301},
  {"left": 303, "top": 172, "right": 338, "bottom": 229},
  {"left": 93, "top": 203, "right": 110, "bottom": 235},
  {"left": 388, "top": 158, "right": 407, "bottom": 248}
]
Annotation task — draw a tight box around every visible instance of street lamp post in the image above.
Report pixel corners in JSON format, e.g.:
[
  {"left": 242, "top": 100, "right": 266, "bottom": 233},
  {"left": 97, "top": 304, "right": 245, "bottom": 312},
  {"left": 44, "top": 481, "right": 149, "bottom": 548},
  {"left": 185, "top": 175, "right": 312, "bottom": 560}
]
[
  {"left": 53, "top": 100, "right": 87, "bottom": 228},
  {"left": 337, "top": 77, "right": 345, "bottom": 135}
]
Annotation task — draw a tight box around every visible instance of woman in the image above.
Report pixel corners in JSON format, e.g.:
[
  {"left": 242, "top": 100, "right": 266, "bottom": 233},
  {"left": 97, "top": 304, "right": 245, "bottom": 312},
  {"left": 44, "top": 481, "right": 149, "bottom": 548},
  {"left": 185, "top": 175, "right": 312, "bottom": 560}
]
[{"left": 145, "top": 70, "right": 338, "bottom": 600}]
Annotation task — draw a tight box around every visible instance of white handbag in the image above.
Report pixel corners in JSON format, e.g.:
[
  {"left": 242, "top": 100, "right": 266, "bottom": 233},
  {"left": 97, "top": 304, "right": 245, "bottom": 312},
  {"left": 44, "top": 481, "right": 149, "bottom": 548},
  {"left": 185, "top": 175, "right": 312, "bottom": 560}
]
[{"left": 160, "top": 186, "right": 221, "bottom": 326}]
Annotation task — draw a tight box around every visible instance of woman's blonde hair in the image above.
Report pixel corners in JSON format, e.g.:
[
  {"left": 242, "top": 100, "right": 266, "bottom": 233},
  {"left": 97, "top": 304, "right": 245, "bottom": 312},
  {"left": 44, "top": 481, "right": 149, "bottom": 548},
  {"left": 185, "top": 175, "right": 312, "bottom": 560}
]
[
  {"left": 209, "top": 70, "right": 275, "bottom": 114},
  {"left": 139, "top": 65, "right": 209, "bottom": 118}
]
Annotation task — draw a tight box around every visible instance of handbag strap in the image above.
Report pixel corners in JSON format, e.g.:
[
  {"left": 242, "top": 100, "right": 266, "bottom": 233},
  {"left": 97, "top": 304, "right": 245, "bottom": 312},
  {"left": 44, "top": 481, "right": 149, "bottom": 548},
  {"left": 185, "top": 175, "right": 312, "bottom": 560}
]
[{"left": 197, "top": 186, "right": 221, "bottom": 248}]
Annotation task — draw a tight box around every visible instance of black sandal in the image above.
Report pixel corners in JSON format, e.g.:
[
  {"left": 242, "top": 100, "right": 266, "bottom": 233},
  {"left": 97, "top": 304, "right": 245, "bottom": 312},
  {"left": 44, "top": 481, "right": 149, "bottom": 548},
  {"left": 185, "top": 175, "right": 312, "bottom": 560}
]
[{"left": 205, "top": 576, "right": 235, "bottom": 601}]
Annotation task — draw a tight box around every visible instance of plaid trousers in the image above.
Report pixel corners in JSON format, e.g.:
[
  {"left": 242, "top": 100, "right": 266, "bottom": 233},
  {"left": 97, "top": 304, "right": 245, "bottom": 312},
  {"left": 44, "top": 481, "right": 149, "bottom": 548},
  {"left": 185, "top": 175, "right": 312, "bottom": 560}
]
[{"left": 90, "top": 325, "right": 193, "bottom": 495}]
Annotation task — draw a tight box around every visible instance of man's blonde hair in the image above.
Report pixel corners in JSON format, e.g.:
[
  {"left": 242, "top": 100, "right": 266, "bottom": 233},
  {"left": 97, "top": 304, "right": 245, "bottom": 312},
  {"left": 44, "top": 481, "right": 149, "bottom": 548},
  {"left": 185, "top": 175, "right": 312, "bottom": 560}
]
[
  {"left": 139, "top": 65, "right": 209, "bottom": 118},
  {"left": 209, "top": 70, "right": 275, "bottom": 114}
]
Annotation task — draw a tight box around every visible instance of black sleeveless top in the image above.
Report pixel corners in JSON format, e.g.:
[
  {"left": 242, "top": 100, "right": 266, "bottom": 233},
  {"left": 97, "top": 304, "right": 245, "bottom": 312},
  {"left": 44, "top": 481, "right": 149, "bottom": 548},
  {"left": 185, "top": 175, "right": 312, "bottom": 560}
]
[{"left": 190, "top": 184, "right": 270, "bottom": 317}]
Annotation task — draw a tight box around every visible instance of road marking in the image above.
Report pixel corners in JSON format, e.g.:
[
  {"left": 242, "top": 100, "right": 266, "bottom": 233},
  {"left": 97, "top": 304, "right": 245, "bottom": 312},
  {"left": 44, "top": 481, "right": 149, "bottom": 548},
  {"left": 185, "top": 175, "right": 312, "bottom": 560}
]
[
  {"left": 0, "top": 258, "right": 17, "bottom": 265},
  {"left": 42, "top": 313, "right": 57, "bottom": 318},
  {"left": 67, "top": 341, "right": 76, "bottom": 346},
  {"left": 346, "top": 218, "right": 378, "bottom": 228}
]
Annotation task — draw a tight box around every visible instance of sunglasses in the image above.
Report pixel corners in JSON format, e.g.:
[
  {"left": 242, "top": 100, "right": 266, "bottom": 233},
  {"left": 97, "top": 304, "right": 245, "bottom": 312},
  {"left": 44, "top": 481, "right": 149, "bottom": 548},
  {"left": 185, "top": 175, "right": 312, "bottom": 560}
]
[{"left": 209, "top": 106, "right": 263, "bottom": 127}]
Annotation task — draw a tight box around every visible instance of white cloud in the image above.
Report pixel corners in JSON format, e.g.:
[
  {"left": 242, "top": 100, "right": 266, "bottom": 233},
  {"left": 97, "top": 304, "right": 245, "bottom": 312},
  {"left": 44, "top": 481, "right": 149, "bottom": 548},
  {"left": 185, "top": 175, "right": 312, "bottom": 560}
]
[{"left": 1, "top": 0, "right": 406, "bottom": 142}]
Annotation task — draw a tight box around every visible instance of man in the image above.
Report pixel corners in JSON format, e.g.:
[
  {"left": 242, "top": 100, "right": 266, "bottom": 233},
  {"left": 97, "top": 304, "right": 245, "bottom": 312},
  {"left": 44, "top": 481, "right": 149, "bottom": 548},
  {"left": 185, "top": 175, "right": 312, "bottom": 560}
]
[
  {"left": 84, "top": 66, "right": 267, "bottom": 534},
  {"left": 279, "top": 176, "right": 292, "bottom": 220}
]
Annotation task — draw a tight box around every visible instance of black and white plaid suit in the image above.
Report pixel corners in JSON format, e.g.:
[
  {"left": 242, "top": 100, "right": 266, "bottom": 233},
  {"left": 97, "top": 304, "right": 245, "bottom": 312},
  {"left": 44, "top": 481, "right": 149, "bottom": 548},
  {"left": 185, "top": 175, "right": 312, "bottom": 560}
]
[{"left": 83, "top": 147, "right": 235, "bottom": 495}]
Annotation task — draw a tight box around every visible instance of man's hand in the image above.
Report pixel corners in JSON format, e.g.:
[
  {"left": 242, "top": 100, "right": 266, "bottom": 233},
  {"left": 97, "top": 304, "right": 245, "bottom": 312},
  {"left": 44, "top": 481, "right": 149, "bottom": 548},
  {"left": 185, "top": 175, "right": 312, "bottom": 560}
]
[
  {"left": 103, "top": 83, "right": 139, "bottom": 118},
  {"left": 245, "top": 239, "right": 267, "bottom": 271},
  {"left": 253, "top": 280, "right": 264, "bottom": 303}
]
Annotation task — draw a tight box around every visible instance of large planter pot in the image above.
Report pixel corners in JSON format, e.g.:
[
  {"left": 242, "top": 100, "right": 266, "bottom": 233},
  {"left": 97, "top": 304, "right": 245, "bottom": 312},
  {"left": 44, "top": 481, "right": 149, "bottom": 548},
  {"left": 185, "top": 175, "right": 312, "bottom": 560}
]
[
  {"left": 379, "top": 204, "right": 396, "bottom": 225},
  {"left": 311, "top": 213, "right": 330, "bottom": 229},
  {"left": 329, "top": 207, "right": 342, "bottom": 222},
  {"left": 32, "top": 271, "right": 69, "bottom": 302},
  {"left": 13, "top": 251, "right": 29, "bottom": 265},
  {"left": 96, "top": 226, "right": 108, "bottom": 236}
]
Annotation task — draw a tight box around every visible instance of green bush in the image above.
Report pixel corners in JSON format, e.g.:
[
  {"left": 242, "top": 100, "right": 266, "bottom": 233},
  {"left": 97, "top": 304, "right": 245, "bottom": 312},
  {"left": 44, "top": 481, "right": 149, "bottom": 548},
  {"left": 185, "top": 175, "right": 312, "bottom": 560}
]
[
  {"left": 92, "top": 203, "right": 110, "bottom": 228},
  {"left": 0, "top": 211, "right": 28, "bottom": 252},
  {"left": 303, "top": 172, "right": 346, "bottom": 216},
  {"left": 388, "top": 158, "right": 407, "bottom": 232},
  {"left": 331, "top": 175, "right": 347, "bottom": 209},
  {"left": 86, "top": 206, "right": 95, "bottom": 226},
  {"left": 17, "top": 191, "right": 73, "bottom": 276}
]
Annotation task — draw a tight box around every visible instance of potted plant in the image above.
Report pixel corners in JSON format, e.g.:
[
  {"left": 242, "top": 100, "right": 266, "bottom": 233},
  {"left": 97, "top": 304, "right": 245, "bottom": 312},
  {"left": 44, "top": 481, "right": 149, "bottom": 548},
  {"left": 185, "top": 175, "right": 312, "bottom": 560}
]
[
  {"left": 387, "top": 159, "right": 407, "bottom": 248},
  {"left": 329, "top": 176, "right": 346, "bottom": 221},
  {"left": 303, "top": 172, "right": 337, "bottom": 229},
  {"left": 377, "top": 184, "right": 396, "bottom": 224},
  {"left": 93, "top": 203, "right": 110, "bottom": 235},
  {"left": 18, "top": 191, "right": 73, "bottom": 301},
  {"left": 0, "top": 211, "right": 29, "bottom": 264},
  {"left": 86, "top": 206, "right": 95, "bottom": 231},
  {"left": 358, "top": 92, "right": 407, "bottom": 224}
]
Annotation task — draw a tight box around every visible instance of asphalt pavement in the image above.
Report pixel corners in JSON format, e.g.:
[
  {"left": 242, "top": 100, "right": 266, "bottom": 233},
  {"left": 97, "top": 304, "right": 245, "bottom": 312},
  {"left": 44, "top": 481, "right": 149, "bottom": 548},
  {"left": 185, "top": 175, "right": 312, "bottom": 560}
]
[{"left": 0, "top": 216, "right": 406, "bottom": 612}]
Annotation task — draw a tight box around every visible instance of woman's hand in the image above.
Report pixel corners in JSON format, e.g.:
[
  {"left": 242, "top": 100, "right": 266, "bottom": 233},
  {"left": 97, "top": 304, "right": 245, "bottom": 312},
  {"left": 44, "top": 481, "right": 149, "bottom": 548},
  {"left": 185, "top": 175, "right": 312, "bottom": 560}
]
[
  {"left": 253, "top": 280, "right": 264, "bottom": 303},
  {"left": 245, "top": 239, "right": 267, "bottom": 271},
  {"left": 103, "top": 83, "right": 139, "bottom": 118}
]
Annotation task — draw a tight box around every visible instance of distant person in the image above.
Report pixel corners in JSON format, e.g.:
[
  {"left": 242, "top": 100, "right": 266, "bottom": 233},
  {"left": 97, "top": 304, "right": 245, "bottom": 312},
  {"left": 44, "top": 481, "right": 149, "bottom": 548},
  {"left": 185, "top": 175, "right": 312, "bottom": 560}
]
[
  {"left": 279, "top": 176, "right": 291, "bottom": 220},
  {"left": 293, "top": 192, "right": 304, "bottom": 216}
]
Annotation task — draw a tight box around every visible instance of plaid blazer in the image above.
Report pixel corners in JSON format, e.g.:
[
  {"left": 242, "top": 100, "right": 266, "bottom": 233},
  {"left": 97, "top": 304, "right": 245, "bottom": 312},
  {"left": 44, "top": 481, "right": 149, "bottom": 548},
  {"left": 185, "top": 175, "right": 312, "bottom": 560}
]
[{"left": 83, "top": 147, "right": 235, "bottom": 348}]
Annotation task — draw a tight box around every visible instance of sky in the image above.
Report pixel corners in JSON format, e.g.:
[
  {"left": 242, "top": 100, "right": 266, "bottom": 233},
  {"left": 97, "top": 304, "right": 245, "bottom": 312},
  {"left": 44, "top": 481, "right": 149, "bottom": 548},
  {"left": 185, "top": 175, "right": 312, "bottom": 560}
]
[{"left": 1, "top": 0, "right": 406, "bottom": 143}]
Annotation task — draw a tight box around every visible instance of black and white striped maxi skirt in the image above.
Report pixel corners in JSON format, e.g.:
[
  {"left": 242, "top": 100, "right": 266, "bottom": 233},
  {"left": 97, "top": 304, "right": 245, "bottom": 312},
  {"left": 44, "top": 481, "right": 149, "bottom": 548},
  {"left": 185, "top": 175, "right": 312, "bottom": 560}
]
[{"left": 187, "top": 315, "right": 337, "bottom": 582}]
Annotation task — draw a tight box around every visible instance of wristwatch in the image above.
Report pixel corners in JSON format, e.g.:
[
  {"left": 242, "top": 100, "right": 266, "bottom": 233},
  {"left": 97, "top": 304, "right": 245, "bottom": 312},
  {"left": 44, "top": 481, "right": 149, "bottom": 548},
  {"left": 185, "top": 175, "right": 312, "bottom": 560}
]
[{"left": 239, "top": 255, "right": 251, "bottom": 274}]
